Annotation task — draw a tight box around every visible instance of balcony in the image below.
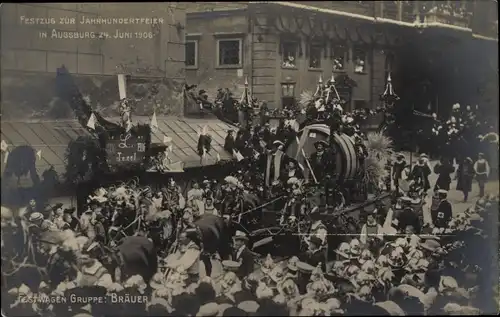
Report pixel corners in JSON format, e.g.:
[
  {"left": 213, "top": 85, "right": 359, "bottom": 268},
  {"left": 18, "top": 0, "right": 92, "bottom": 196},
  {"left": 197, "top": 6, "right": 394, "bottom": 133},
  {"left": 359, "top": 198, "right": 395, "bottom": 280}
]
[
  {"left": 419, "top": 1, "right": 472, "bottom": 30},
  {"left": 290, "top": 1, "right": 376, "bottom": 17}
]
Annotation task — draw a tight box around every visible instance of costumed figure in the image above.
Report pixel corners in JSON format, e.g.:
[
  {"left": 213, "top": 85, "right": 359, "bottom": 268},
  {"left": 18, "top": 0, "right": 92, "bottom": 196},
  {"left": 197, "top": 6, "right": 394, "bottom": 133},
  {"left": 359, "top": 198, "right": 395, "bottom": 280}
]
[
  {"left": 263, "top": 140, "right": 288, "bottom": 192},
  {"left": 431, "top": 189, "right": 452, "bottom": 228},
  {"left": 433, "top": 157, "right": 455, "bottom": 191},
  {"left": 165, "top": 228, "right": 201, "bottom": 285},
  {"left": 302, "top": 207, "right": 328, "bottom": 272},
  {"left": 410, "top": 155, "right": 431, "bottom": 192},
  {"left": 360, "top": 209, "right": 384, "bottom": 248},
  {"left": 473, "top": 153, "right": 490, "bottom": 198},
  {"left": 456, "top": 157, "right": 475, "bottom": 202},
  {"left": 354, "top": 135, "right": 368, "bottom": 167},
  {"left": 392, "top": 153, "right": 407, "bottom": 192},
  {"left": 309, "top": 140, "right": 332, "bottom": 184}
]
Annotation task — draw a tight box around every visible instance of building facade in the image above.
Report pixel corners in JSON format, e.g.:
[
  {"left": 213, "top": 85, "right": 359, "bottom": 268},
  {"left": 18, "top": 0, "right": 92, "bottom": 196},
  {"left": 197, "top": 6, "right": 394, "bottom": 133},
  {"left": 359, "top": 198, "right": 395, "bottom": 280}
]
[
  {"left": 185, "top": 1, "right": 498, "bottom": 117},
  {"left": 1, "top": 3, "right": 186, "bottom": 120}
]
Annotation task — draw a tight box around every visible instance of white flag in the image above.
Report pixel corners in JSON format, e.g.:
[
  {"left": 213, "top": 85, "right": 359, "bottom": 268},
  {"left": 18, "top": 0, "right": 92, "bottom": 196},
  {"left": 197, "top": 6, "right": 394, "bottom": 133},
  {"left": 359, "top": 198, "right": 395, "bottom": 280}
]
[
  {"left": 0, "top": 140, "right": 8, "bottom": 152},
  {"left": 165, "top": 161, "right": 184, "bottom": 172},
  {"left": 36, "top": 149, "right": 42, "bottom": 160},
  {"left": 150, "top": 111, "right": 158, "bottom": 131},
  {"left": 117, "top": 74, "right": 127, "bottom": 100},
  {"left": 232, "top": 149, "right": 244, "bottom": 162},
  {"left": 163, "top": 135, "right": 172, "bottom": 144},
  {"left": 87, "top": 113, "right": 97, "bottom": 130}
]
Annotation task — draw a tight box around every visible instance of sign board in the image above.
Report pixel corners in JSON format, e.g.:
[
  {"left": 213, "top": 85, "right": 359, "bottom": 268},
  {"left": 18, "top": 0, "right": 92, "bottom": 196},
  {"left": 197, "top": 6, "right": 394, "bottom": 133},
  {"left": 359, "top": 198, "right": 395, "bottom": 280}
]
[{"left": 105, "top": 132, "right": 147, "bottom": 165}]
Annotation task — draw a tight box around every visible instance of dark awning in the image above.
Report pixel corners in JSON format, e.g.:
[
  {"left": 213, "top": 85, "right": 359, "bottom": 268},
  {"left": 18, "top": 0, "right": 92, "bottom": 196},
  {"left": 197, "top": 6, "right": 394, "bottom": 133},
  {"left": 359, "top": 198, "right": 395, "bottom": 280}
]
[{"left": 1, "top": 117, "right": 235, "bottom": 182}]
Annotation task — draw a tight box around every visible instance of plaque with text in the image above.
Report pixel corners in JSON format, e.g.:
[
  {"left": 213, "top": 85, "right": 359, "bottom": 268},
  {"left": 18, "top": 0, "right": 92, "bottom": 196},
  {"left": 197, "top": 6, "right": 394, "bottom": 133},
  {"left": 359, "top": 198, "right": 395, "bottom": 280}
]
[{"left": 105, "top": 132, "right": 147, "bottom": 165}]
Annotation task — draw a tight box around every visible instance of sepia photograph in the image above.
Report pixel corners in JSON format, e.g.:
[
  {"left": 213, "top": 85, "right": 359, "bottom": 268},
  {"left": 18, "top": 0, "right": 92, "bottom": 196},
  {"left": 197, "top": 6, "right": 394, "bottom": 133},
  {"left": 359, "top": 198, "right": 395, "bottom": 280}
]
[{"left": 1, "top": 2, "right": 498, "bottom": 316}]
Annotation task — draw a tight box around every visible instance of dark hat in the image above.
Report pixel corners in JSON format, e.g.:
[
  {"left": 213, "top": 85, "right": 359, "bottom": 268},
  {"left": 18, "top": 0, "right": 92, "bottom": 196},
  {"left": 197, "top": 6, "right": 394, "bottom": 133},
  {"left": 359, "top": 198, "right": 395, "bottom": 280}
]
[
  {"left": 199, "top": 89, "right": 207, "bottom": 94},
  {"left": 63, "top": 207, "right": 76, "bottom": 214},
  {"left": 52, "top": 203, "right": 64, "bottom": 211},
  {"left": 310, "top": 236, "right": 322, "bottom": 246},
  {"left": 314, "top": 140, "right": 328, "bottom": 148}
]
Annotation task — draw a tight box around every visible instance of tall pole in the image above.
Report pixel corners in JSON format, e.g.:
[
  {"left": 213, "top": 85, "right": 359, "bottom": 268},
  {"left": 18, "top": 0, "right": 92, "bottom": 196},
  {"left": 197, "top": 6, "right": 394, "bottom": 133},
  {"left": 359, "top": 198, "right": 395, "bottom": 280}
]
[{"left": 409, "top": 103, "right": 414, "bottom": 170}]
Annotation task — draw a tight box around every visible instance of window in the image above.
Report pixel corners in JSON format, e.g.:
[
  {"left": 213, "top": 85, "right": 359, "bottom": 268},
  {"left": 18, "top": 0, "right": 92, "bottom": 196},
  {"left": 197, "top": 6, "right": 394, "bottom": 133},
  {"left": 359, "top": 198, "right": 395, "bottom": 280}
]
[
  {"left": 309, "top": 43, "right": 322, "bottom": 69},
  {"left": 281, "top": 83, "right": 295, "bottom": 97},
  {"left": 282, "top": 41, "right": 298, "bottom": 68},
  {"left": 217, "top": 39, "right": 242, "bottom": 67},
  {"left": 185, "top": 40, "right": 198, "bottom": 68},
  {"left": 332, "top": 44, "right": 347, "bottom": 71},
  {"left": 353, "top": 47, "right": 367, "bottom": 73}
]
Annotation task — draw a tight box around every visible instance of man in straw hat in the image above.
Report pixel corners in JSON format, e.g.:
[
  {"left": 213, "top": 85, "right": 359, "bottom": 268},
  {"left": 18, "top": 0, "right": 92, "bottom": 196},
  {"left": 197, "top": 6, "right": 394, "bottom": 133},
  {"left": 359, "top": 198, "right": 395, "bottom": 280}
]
[{"left": 230, "top": 230, "right": 254, "bottom": 279}]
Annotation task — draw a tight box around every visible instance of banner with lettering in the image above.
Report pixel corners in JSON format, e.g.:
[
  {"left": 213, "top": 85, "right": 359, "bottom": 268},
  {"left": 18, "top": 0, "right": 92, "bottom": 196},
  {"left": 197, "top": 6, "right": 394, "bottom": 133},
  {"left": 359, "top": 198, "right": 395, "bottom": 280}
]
[{"left": 105, "top": 132, "right": 147, "bottom": 165}]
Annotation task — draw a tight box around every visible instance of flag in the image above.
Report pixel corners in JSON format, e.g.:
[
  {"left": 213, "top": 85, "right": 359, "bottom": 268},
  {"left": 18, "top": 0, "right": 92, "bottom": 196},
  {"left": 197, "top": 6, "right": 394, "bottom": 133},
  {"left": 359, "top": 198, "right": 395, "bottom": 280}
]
[
  {"left": 150, "top": 111, "right": 158, "bottom": 131},
  {"left": 86, "top": 113, "right": 97, "bottom": 129},
  {"left": 413, "top": 110, "right": 434, "bottom": 118},
  {"left": 117, "top": 74, "right": 127, "bottom": 100},
  {"left": 163, "top": 135, "right": 172, "bottom": 144},
  {"left": 232, "top": 149, "right": 244, "bottom": 162},
  {"left": 165, "top": 161, "right": 184, "bottom": 172},
  {"left": 0, "top": 140, "right": 8, "bottom": 152},
  {"left": 298, "top": 162, "right": 305, "bottom": 171},
  {"left": 36, "top": 149, "right": 42, "bottom": 160},
  {"left": 2, "top": 140, "right": 9, "bottom": 164},
  {"left": 239, "top": 77, "right": 252, "bottom": 105}
]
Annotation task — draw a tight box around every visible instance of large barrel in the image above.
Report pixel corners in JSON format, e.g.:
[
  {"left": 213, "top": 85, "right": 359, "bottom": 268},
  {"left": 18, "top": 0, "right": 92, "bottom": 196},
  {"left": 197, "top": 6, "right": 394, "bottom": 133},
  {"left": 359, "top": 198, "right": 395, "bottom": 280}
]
[{"left": 285, "top": 124, "right": 361, "bottom": 181}]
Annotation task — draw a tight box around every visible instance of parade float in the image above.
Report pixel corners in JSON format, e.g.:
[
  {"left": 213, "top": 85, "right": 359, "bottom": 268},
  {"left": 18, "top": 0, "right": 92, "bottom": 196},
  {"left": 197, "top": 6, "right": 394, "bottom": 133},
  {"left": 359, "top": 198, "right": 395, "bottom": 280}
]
[{"left": 221, "top": 74, "right": 398, "bottom": 257}]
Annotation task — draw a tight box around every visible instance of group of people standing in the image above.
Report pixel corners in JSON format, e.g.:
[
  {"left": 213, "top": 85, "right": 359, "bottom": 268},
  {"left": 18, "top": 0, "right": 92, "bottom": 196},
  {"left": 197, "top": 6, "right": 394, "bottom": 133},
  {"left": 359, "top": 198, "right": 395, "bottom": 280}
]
[{"left": 391, "top": 152, "right": 491, "bottom": 203}]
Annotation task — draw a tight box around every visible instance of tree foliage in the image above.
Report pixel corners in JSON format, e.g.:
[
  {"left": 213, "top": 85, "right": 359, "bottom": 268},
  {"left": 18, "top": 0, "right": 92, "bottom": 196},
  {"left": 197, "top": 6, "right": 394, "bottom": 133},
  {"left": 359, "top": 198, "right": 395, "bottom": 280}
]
[
  {"left": 64, "top": 136, "right": 105, "bottom": 184},
  {"left": 3, "top": 145, "right": 40, "bottom": 186}
]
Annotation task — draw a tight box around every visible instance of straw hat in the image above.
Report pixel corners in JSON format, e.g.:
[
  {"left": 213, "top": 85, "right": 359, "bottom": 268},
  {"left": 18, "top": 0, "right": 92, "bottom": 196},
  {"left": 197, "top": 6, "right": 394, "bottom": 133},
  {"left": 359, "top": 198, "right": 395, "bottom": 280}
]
[
  {"left": 233, "top": 230, "right": 248, "bottom": 242},
  {"left": 237, "top": 300, "right": 259, "bottom": 314},
  {"left": 269, "top": 266, "right": 286, "bottom": 283},
  {"left": 222, "top": 260, "right": 241, "bottom": 273},
  {"left": 374, "top": 301, "right": 405, "bottom": 316},
  {"left": 335, "top": 242, "right": 351, "bottom": 259},
  {"left": 29, "top": 212, "right": 44, "bottom": 222},
  {"left": 195, "top": 302, "right": 219, "bottom": 317},
  {"left": 297, "top": 261, "right": 315, "bottom": 274},
  {"left": 419, "top": 239, "right": 441, "bottom": 253}
]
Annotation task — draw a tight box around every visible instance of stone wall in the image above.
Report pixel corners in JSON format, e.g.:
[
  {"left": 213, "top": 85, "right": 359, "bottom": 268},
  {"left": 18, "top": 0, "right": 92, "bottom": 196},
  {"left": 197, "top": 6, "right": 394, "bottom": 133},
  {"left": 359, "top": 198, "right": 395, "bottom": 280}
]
[
  {"left": 1, "top": 3, "right": 186, "bottom": 119},
  {"left": 185, "top": 11, "right": 250, "bottom": 105}
]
